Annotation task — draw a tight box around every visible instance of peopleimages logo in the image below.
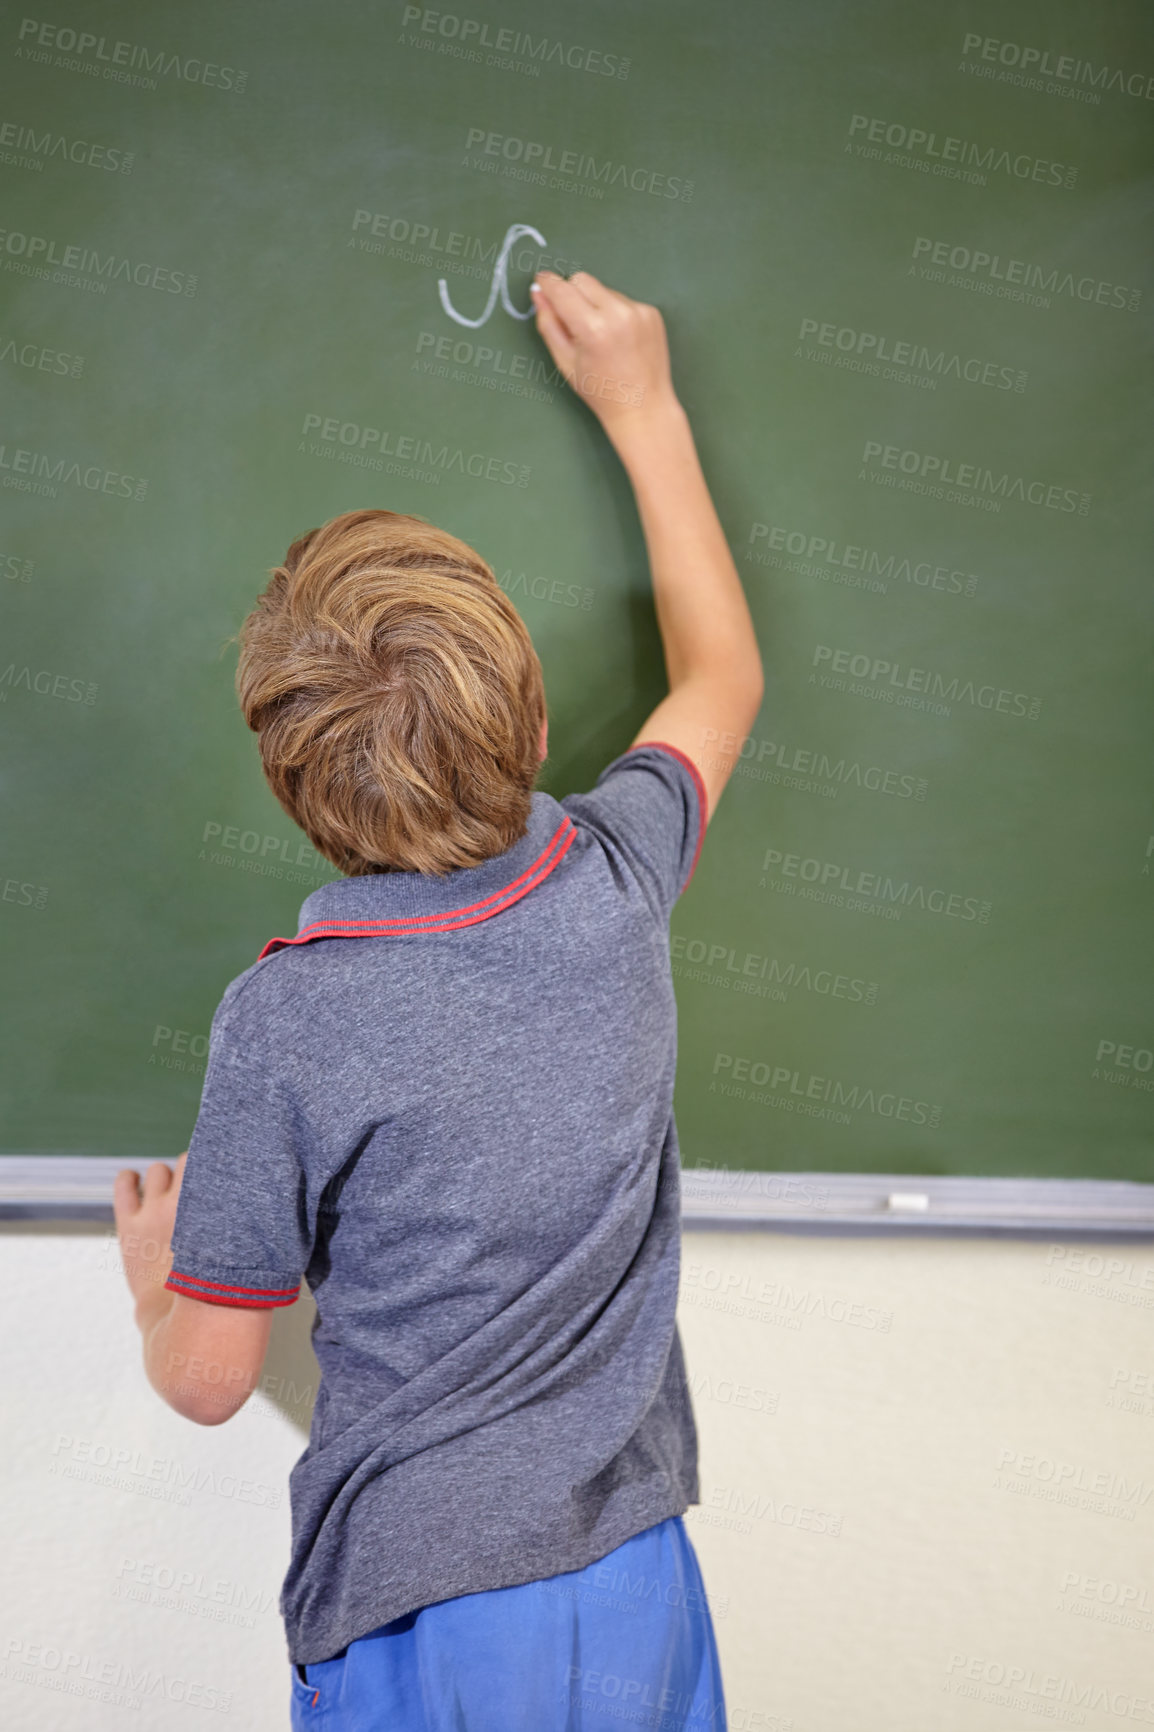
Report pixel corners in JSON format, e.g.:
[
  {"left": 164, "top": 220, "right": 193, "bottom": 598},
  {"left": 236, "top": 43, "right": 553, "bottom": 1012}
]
[
  {"left": 746, "top": 522, "right": 979, "bottom": 600},
  {"left": 463, "top": 127, "right": 693, "bottom": 200},
  {"left": 15, "top": 18, "right": 248, "bottom": 93},
  {"left": 413, "top": 330, "right": 563, "bottom": 405},
  {"left": 911, "top": 236, "right": 1142, "bottom": 313},
  {"left": 811, "top": 643, "right": 1042, "bottom": 722},
  {"left": 0, "top": 663, "right": 98, "bottom": 704},
  {"left": 710, "top": 1053, "right": 942, "bottom": 1128},
  {"left": 944, "top": 1652, "right": 1154, "bottom": 1720},
  {"left": 0, "top": 440, "right": 147, "bottom": 501},
  {"left": 1, "top": 872, "right": 47, "bottom": 908},
  {"left": 1058, "top": 1569, "right": 1153, "bottom": 1617},
  {"left": 299, "top": 413, "right": 530, "bottom": 488},
  {"left": 701, "top": 725, "right": 927, "bottom": 802},
  {"left": 399, "top": 7, "right": 630, "bottom": 79},
  {"left": 0, "top": 115, "right": 134, "bottom": 173},
  {"left": 671, "top": 933, "right": 879, "bottom": 1006},
  {"left": 797, "top": 315, "right": 1025, "bottom": 392},
  {"left": 960, "top": 33, "right": 1154, "bottom": 102},
  {"left": 859, "top": 438, "right": 1090, "bottom": 515},
  {"left": 759, "top": 845, "right": 991, "bottom": 924},
  {"left": 0, "top": 226, "right": 197, "bottom": 294},
  {"left": 846, "top": 112, "right": 1077, "bottom": 188}
]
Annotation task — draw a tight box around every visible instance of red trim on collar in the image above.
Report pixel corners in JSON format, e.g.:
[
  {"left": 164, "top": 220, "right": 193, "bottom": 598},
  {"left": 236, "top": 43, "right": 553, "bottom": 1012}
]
[
  {"left": 628, "top": 740, "right": 708, "bottom": 890},
  {"left": 257, "top": 813, "right": 577, "bottom": 960}
]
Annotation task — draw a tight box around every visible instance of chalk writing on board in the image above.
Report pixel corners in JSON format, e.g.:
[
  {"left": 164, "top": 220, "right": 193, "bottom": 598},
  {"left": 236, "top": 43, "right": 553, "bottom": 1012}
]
[{"left": 437, "top": 223, "right": 547, "bottom": 328}]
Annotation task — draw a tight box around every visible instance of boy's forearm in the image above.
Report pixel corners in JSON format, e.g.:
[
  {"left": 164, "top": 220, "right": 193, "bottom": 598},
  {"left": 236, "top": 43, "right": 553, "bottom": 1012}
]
[
  {"left": 608, "top": 396, "right": 762, "bottom": 695},
  {"left": 135, "top": 1286, "right": 186, "bottom": 1411},
  {"left": 135, "top": 1288, "right": 210, "bottom": 1423}
]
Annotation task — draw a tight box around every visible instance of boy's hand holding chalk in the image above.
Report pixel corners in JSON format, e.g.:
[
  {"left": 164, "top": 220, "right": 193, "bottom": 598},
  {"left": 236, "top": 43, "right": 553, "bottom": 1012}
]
[{"left": 530, "top": 269, "right": 678, "bottom": 438}]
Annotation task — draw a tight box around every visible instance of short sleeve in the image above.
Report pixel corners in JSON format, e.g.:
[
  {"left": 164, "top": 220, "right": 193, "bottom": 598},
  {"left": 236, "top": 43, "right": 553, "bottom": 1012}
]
[
  {"left": 561, "top": 740, "right": 706, "bottom": 922},
  {"left": 165, "top": 986, "right": 311, "bottom": 1310}
]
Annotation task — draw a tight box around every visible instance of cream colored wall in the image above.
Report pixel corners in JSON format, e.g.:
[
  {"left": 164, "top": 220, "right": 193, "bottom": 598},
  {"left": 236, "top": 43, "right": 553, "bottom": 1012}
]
[
  {"left": 2, "top": 1221, "right": 1152, "bottom": 1731},
  {"left": 678, "top": 1229, "right": 1154, "bottom": 1732}
]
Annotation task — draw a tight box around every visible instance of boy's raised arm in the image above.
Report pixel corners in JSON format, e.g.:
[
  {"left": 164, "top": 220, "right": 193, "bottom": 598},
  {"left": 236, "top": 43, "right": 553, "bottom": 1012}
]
[{"left": 531, "top": 269, "right": 764, "bottom": 825}]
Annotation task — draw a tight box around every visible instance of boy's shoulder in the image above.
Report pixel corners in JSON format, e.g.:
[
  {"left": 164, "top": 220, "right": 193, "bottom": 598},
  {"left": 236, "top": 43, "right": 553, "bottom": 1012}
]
[
  {"left": 206, "top": 950, "right": 299, "bottom": 1047},
  {"left": 559, "top": 740, "right": 706, "bottom": 912},
  {"left": 206, "top": 740, "right": 704, "bottom": 1037}
]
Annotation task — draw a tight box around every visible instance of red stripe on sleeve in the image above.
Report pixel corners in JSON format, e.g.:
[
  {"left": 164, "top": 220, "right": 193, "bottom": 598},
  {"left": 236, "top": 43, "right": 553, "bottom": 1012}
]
[{"left": 165, "top": 1270, "right": 300, "bottom": 1308}]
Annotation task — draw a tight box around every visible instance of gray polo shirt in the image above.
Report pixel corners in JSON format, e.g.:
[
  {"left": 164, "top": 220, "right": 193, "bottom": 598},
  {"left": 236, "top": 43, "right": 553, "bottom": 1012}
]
[{"left": 166, "top": 740, "right": 707, "bottom": 1666}]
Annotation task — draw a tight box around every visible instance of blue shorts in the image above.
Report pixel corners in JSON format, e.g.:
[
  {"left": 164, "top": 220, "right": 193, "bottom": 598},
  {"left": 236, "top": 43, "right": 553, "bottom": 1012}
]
[{"left": 289, "top": 1513, "right": 727, "bottom": 1731}]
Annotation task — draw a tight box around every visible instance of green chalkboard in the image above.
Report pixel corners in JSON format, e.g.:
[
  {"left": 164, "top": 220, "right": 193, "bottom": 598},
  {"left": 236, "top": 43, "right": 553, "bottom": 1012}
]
[{"left": 2, "top": 0, "right": 1151, "bottom": 1180}]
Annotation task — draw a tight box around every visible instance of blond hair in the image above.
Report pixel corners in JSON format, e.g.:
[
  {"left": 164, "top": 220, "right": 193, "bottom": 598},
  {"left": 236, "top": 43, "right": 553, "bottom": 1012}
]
[{"left": 234, "top": 508, "right": 547, "bottom": 877}]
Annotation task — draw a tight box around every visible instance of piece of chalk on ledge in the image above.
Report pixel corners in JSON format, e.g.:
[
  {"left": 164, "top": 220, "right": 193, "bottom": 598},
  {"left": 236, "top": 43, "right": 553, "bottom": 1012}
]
[{"left": 886, "top": 1192, "right": 931, "bottom": 1212}]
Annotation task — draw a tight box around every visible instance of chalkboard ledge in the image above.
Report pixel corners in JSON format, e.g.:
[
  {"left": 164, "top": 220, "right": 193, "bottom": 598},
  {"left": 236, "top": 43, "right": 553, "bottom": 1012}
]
[
  {"left": 0, "top": 1157, "right": 1152, "bottom": 1237},
  {"left": 678, "top": 1167, "right": 1154, "bottom": 1236}
]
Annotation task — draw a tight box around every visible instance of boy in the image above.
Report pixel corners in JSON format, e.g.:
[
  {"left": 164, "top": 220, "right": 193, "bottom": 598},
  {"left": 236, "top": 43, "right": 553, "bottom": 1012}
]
[{"left": 115, "top": 268, "right": 764, "bottom": 1729}]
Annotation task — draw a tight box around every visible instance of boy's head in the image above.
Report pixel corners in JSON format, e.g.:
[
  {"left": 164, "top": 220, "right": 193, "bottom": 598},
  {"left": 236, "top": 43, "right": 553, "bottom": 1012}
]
[{"left": 235, "top": 508, "right": 547, "bottom": 878}]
